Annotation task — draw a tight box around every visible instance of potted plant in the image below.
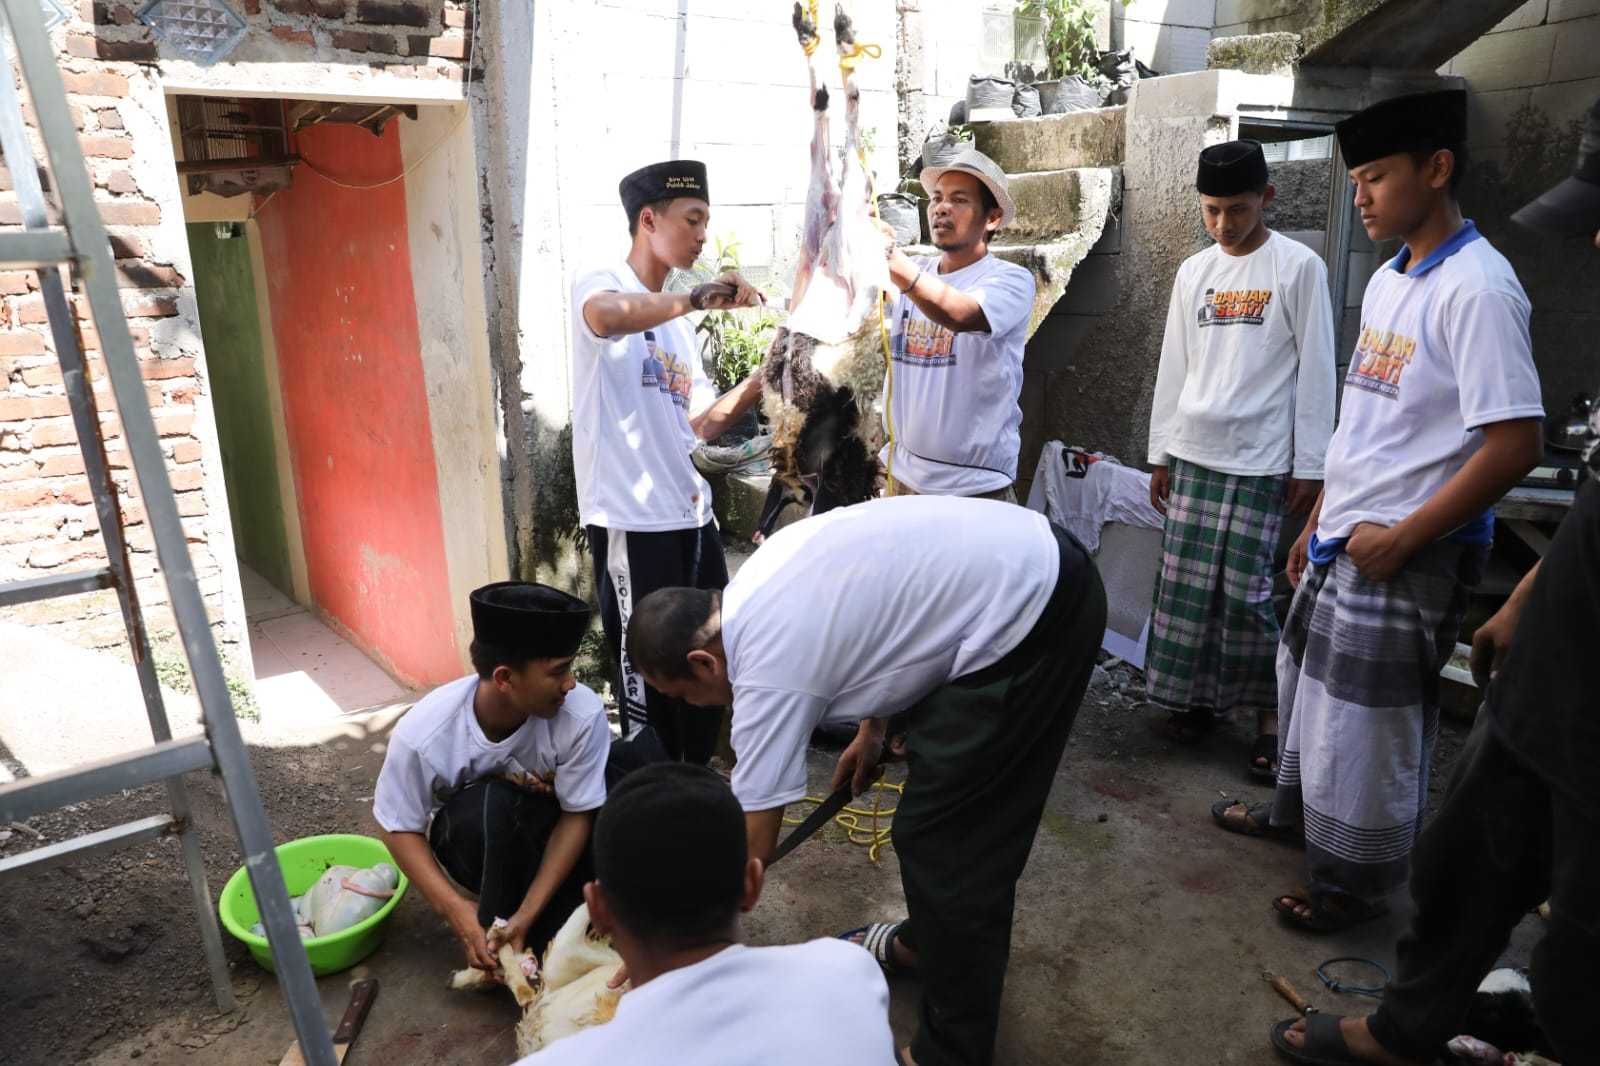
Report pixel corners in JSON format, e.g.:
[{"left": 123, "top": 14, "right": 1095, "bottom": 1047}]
[{"left": 1017, "top": 0, "right": 1127, "bottom": 114}]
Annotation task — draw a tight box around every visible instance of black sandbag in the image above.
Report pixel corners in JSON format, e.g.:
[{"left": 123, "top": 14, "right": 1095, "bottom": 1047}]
[
  {"left": 1012, "top": 83, "right": 1042, "bottom": 118},
  {"left": 948, "top": 98, "right": 968, "bottom": 125},
  {"left": 1039, "top": 75, "right": 1104, "bottom": 114},
  {"left": 966, "top": 74, "right": 1015, "bottom": 113},
  {"left": 1097, "top": 48, "right": 1156, "bottom": 106}
]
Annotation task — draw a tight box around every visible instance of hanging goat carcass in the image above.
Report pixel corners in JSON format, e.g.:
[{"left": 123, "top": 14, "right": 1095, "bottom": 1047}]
[{"left": 758, "top": 2, "right": 889, "bottom": 531}]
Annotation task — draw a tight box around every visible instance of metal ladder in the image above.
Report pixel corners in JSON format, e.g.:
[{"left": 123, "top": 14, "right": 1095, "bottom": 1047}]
[{"left": 0, "top": 1, "right": 336, "bottom": 1062}]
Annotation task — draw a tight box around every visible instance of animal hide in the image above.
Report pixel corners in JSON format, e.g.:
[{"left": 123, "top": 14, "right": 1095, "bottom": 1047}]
[
  {"left": 448, "top": 903, "right": 625, "bottom": 1058},
  {"left": 760, "top": 2, "right": 888, "bottom": 524}
]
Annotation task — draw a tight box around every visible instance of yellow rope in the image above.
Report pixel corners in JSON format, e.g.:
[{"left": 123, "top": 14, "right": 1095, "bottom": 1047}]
[
  {"left": 836, "top": 39, "right": 882, "bottom": 73},
  {"left": 800, "top": 0, "right": 820, "bottom": 56},
  {"left": 782, "top": 778, "right": 904, "bottom": 863}
]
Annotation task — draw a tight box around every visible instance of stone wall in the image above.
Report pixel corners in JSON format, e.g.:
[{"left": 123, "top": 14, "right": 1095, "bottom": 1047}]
[
  {"left": 0, "top": 0, "right": 470, "bottom": 654},
  {"left": 1446, "top": 0, "right": 1600, "bottom": 420},
  {"left": 1263, "top": 156, "right": 1331, "bottom": 230},
  {"left": 1213, "top": 0, "right": 1321, "bottom": 38}
]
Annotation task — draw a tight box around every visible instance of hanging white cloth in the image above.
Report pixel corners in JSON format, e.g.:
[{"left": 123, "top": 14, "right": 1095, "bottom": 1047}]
[{"left": 1025, "top": 442, "right": 1163, "bottom": 553}]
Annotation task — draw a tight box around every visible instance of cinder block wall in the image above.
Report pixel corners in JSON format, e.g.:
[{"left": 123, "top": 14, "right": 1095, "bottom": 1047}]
[
  {"left": 0, "top": 0, "right": 470, "bottom": 652},
  {"left": 1441, "top": 0, "right": 1599, "bottom": 419},
  {"left": 1119, "top": 0, "right": 1217, "bottom": 73}
]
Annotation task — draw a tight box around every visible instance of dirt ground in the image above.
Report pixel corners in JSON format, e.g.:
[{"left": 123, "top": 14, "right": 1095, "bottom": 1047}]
[{"left": 0, "top": 660, "right": 1539, "bottom": 1066}]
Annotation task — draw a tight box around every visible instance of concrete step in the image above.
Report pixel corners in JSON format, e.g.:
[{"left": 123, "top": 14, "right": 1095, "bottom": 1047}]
[
  {"left": 971, "top": 106, "right": 1126, "bottom": 174},
  {"left": 1002, "top": 166, "right": 1120, "bottom": 245},
  {"left": 1302, "top": 0, "right": 1529, "bottom": 69}
]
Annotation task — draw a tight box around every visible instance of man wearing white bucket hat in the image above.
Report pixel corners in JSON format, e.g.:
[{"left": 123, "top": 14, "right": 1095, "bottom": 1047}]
[{"left": 876, "top": 148, "right": 1037, "bottom": 501}]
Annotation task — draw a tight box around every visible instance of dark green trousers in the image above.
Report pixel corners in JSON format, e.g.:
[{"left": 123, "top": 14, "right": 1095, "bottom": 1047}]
[{"left": 895, "top": 527, "right": 1106, "bottom": 1066}]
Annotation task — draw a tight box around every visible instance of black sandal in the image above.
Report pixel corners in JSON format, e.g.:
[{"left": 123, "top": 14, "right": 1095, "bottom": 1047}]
[
  {"left": 1210, "top": 797, "right": 1302, "bottom": 843},
  {"left": 1249, "top": 734, "right": 1278, "bottom": 783},
  {"left": 1268, "top": 1014, "right": 1376, "bottom": 1064},
  {"left": 1272, "top": 891, "right": 1389, "bottom": 934},
  {"left": 838, "top": 920, "right": 916, "bottom": 977}
]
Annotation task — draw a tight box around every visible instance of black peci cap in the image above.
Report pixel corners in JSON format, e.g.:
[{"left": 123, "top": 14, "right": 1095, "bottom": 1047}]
[
  {"left": 1197, "top": 139, "right": 1269, "bottom": 196},
  {"left": 468, "top": 581, "right": 590, "bottom": 660},
  {"left": 1336, "top": 89, "right": 1467, "bottom": 169},
  {"left": 619, "top": 159, "right": 710, "bottom": 226}
]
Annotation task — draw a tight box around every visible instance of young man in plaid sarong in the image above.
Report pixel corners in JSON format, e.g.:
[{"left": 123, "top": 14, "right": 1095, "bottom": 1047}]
[
  {"left": 1146, "top": 140, "right": 1337, "bottom": 780},
  {"left": 1215, "top": 91, "right": 1544, "bottom": 938}
]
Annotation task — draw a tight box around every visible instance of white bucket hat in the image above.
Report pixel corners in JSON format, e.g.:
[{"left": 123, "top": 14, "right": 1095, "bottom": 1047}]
[{"left": 918, "top": 148, "right": 1016, "bottom": 230}]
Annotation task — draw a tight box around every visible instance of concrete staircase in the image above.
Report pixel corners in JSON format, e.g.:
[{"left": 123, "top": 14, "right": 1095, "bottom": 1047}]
[{"left": 1299, "top": 0, "right": 1533, "bottom": 70}]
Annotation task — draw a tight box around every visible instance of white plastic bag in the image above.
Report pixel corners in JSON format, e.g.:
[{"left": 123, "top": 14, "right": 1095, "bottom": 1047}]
[
  {"left": 249, "top": 917, "right": 317, "bottom": 941},
  {"left": 304, "top": 863, "right": 399, "bottom": 936}
]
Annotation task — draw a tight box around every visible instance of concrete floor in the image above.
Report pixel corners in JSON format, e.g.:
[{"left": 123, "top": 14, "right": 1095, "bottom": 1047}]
[
  {"left": 2, "top": 553, "right": 1539, "bottom": 1065},
  {"left": 239, "top": 564, "right": 413, "bottom": 736},
  {"left": 46, "top": 671, "right": 1536, "bottom": 1066}
]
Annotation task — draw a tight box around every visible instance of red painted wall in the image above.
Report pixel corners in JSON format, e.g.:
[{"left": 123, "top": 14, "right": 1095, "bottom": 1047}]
[{"left": 255, "top": 121, "right": 459, "bottom": 687}]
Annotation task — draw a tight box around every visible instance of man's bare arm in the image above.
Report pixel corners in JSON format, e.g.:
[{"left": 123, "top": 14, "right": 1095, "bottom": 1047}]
[
  {"left": 1346, "top": 419, "right": 1541, "bottom": 581},
  {"left": 745, "top": 807, "right": 784, "bottom": 867},
  {"left": 885, "top": 249, "right": 989, "bottom": 333},
  {"left": 383, "top": 829, "right": 496, "bottom": 969},
  {"left": 583, "top": 290, "right": 696, "bottom": 339},
  {"left": 583, "top": 273, "right": 762, "bottom": 339},
  {"left": 495, "top": 810, "right": 595, "bottom": 953},
  {"left": 691, "top": 371, "right": 764, "bottom": 442}
]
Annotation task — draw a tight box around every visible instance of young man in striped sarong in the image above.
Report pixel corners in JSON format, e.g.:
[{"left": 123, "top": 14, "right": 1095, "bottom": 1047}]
[
  {"left": 1270, "top": 95, "right": 1600, "bottom": 1066},
  {"left": 1146, "top": 140, "right": 1337, "bottom": 780},
  {"left": 1216, "top": 91, "right": 1544, "bottom": 936}
]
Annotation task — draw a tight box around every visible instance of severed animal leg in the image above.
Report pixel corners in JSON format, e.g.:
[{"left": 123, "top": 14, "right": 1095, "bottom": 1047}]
[
  {"left": 446, "top": 943, "right": 542, "bottom": 1010},
  {"left": 497, "top": 942, "right": 542, "bottom": 1010},
  {"left": 787, "top": 1, "right": 836, "bottom": 315}
]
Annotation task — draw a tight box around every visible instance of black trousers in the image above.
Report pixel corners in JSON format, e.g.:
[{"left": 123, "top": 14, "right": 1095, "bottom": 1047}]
[
  {"left": 894, "top": 527, "right": 1107, "bottom": 1066},
  {"left": 427, "top": 779, "right": 592, "bottom": 955},
  {"left": 1368, "top": 715, "right": 1600, "bottom": 1063},
  {"left": 587, "top": 521, "right": 728, "bottom": 764}
]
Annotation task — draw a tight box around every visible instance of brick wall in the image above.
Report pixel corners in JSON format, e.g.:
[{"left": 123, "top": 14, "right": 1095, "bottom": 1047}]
[{"left": 0, "top": 0, "right": 471, "bottom": 651}]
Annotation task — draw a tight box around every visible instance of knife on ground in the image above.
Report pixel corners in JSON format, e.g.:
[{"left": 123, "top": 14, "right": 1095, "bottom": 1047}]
[{"left": 278, "top": 978, "right": 380, "bottom": 1065}]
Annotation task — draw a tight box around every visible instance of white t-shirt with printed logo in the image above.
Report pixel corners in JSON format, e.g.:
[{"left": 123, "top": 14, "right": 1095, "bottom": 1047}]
[
  {"left": 722, "top": 495, "right": 1060, "bottom": 812},
  {"left": 514, "top": 940, "right": 895, "bottom": 1066},
  {"left": 373, "top": 675, "right": 610, "bottom": 833},
  {"left": 1316, "top": 223, "right": 1544, "bottom": 542},
  {"left": 1148, "top": 231, "right": 1337, "bottom": 478},
  {"left": 877, "top": 254, "right": 1037, "bottom": 495},
  {"left": 571, "top": 262, "right": 717, "bottom": 532}
]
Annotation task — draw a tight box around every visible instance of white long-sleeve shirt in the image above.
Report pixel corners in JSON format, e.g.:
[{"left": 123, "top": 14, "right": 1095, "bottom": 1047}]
[{"left": 1147, "top": 231, "right": 1337, "bottom": 479}]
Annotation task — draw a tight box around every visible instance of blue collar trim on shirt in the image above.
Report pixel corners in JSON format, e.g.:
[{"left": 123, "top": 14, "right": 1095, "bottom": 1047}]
[{"left": 1384, "top": 219, "right": 1481, "bottom": 279}]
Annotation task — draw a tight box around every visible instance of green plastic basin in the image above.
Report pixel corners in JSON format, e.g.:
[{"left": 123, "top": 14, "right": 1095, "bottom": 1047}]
[{"left": 217, "top": 833, "right": 409, "bottom": 976}]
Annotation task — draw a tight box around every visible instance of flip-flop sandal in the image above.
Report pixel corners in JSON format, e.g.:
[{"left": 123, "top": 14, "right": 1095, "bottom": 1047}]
[
  {"left": 1273, "top": 892, "right": 1389, "bottom": 934},
  {"left": 1249, "top": 734, "right": 1278, "bottom": 783},
  {"left": 1211, "top": 797, "right": 1302, "bottom": 843},
  {"left": 1268, "top": 1014, "right": 1371, "bottom": 1065},
  {"left": 1161, "top": 708, "right": 1216, "bottom": 744},
  {"left": 838, "top": 920, "right": 915, "bottom": 977}
]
